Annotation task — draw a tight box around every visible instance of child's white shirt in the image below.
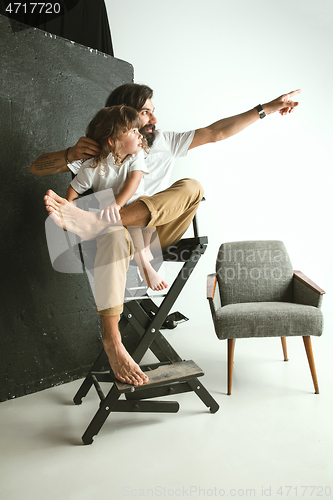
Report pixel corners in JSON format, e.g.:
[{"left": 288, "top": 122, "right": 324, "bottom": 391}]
[{"left": 70, "top": 149, "right": 148, "bottom": 206}]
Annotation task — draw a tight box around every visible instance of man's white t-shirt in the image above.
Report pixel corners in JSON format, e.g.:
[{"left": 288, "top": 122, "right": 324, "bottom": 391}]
[
  {"left": 68, "top": 130, "right": 195, "bottom": 196},
  {"left": 70, "top": 149, "right": 148, "bottom": 206}
]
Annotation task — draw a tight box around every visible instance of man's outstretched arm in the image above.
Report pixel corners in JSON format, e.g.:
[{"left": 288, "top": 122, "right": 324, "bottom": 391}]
[
  {"left": 30, "top": 136, "right": 101, "bottom": 176},
  {"left": 189, "top": 89, "right": 301, "bottom": 150}
]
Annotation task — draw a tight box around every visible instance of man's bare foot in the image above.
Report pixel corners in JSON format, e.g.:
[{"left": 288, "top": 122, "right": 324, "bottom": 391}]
[
  {"left": 44, "top": 189, "right": 151, "bottom": 240},
  {"left": 44, "top": 190, "right": 107, "bottom": 240},
  {"left": 103, "top": 338, "right": 149, "bottom": 386},
  {"left": 135, "top": 254, "right": 168, "bottom": 291}
]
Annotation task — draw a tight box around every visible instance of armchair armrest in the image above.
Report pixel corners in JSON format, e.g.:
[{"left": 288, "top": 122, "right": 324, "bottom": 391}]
[
  {"left": 293, "top": 271, "right": 325, "bottom": 294},
  {"left": 207, "top": 273, "right": 217, "bottom": 299},
  {"left": 293, "top": 271, "right": 325, "bottom": 308},
  {"left": 207, "top": 273, "right": 221, "bottom": 319}
]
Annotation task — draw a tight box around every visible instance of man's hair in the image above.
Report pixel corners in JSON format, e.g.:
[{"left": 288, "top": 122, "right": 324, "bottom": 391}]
[
  {"left": 86, "top": 105, "right": 141, "bottom": 166},
  {"left": 105, "top": 83, "right": 153, "bottom": 111}
]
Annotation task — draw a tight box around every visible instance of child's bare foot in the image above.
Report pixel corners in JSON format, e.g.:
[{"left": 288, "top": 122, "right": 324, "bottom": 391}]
[{"left": 135, "top": 255, "right": 168, "bottom": 291}]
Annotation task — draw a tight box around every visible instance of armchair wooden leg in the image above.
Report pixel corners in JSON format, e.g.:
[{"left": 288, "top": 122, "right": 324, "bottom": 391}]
[
  {"left": 281, "top": 337, "right": 288, "bottom": 361},
  {"left": 227, "top": 338, "right": 236, "bottom": 395},
  {"left": 303, "top": 336, "right": 319, "bottom": 394}
]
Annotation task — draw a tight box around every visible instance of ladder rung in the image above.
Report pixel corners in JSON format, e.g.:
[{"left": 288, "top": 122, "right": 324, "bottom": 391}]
[{"left": 115, "top": 360, "right": 204, "bottom": 393}]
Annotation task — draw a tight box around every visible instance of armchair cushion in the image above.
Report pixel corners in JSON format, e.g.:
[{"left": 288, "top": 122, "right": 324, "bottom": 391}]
[{"left": 212, "top": 302, "right": 323, "bottom": 340}]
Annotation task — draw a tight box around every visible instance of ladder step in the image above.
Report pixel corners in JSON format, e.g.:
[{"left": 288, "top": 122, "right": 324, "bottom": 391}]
[{"left": 115, "top": 360, "right": 204, "bottom": 393}]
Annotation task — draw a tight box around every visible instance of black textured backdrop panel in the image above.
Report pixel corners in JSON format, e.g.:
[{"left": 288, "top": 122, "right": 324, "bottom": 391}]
[
  {"left": 0, "top": 14, "right": 133, "bottom": 401},
  {"left": 0, "top": 0, "right": 114, "bottom": 56}
]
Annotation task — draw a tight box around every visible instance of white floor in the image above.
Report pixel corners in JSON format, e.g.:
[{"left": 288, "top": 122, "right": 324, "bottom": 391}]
[{"left": 1, "top": 314, "right": 332, "bottom": 500}]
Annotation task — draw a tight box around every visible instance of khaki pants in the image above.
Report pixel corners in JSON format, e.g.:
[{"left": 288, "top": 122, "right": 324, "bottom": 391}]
[{"left": 94, "top": 178, "right": 204, "bottom": 316}]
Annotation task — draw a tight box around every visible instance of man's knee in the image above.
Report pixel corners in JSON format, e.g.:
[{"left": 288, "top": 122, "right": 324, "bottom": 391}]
[{"left": 177, "top": 178, "right": 204, "bottom": 201}]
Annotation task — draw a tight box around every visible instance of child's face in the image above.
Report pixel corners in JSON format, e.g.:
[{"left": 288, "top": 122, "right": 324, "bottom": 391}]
[{"left": 116, "top": 128, "right": 143, "bottom": 159}]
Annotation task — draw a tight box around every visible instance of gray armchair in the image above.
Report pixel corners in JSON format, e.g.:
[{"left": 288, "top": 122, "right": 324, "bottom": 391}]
[{"left": 207, "top": 240, "right": 325, "bottom": 395}]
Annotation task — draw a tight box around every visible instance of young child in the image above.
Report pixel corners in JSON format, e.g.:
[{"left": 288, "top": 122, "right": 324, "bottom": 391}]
[{"left": 66, "top": 105, "right": 167, "bottom": 291}]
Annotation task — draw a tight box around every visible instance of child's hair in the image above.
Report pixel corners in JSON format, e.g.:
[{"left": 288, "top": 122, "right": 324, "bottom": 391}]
[{"left": 86, "top": 105, "right": 148, "bottom": 167}]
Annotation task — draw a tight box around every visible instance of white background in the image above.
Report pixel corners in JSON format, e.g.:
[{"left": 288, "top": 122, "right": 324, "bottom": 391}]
[
  {"left": 1, "top": 4, "right": 332, "bottom": 495},
  {"left": 104, "top": 0, "right": 332, "bottom": 322}
]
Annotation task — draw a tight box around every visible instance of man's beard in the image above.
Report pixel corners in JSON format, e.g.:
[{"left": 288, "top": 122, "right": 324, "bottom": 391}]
[{"left": 139, "top": 124, "right": 156, "bottom": 148}]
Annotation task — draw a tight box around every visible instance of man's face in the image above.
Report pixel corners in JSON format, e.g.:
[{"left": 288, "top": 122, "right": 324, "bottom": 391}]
[{"left": 138, "top": 98, "right": 157, "bottom": 147}]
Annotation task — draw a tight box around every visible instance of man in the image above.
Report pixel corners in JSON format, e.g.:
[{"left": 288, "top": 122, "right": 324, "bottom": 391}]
[{"left": 31, "top": 84, "right": 301, "bottom": 386}]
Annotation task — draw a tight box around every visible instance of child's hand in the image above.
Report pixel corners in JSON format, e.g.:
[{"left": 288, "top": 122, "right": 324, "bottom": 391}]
[{"left": 98, "top": 203, "right": 122, "bottom": 223}]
